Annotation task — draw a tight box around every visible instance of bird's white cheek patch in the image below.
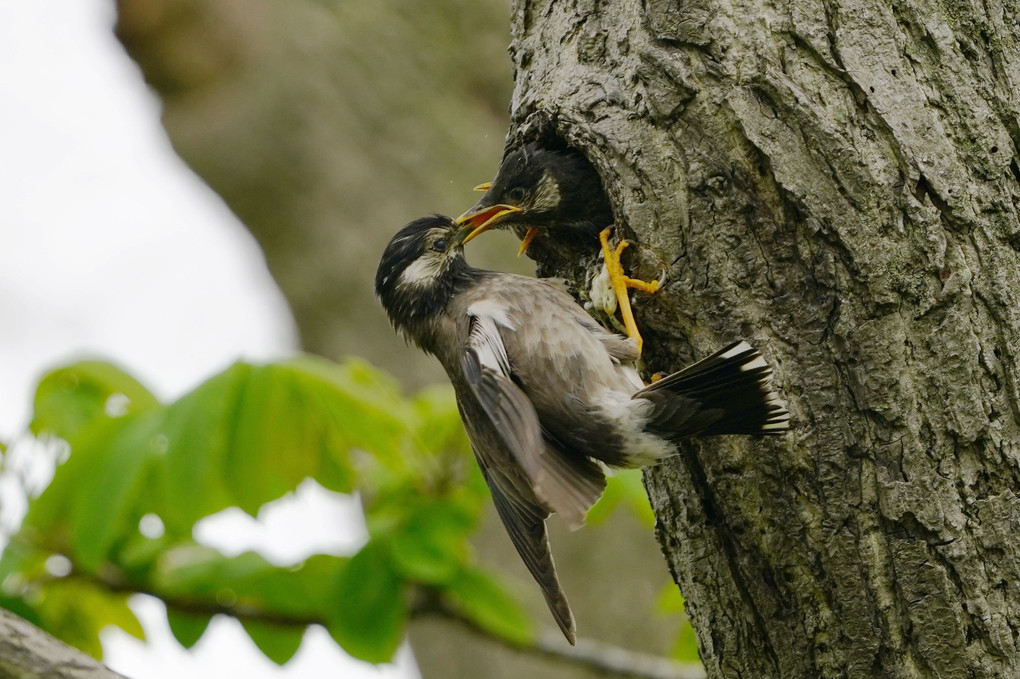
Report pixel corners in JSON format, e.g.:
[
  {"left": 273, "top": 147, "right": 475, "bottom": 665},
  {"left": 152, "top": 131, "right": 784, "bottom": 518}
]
[
  {"left": 398, "top": 255, "right": 445, "bottom": 288},
  {"left": 532, "top": 170, "right": 561, "bottom": 211}
]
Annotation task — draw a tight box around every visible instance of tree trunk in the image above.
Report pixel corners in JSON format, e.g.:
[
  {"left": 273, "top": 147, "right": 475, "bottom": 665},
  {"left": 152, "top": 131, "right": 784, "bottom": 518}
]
[{"left": 508, "top": 0, "right": 1020, "bottom": 676}]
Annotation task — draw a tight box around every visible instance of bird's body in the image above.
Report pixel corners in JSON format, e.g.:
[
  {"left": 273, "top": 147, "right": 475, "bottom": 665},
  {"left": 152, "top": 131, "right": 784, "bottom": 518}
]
[
  {"left": 376, "top": 215, "right": 789, "bottom": 644},
  {"left": 435, "top": 273, "right": 672, "bottom": 469}
]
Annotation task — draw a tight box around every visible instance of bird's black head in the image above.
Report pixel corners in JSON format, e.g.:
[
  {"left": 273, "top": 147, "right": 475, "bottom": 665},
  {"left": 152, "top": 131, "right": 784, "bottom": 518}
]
[
  {"left": 457, "top": 143, "right": 613, "bottom": 245},
  {"left": 375, "top": 215, "right": 478, "bottom": 347}
]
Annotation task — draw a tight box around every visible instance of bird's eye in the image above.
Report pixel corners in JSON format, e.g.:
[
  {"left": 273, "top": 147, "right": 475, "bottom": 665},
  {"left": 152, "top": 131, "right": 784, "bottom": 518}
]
[
  {"left": 508, "top": 187, "right": 526, "bottom": 203},
  {"left": 432, "top": 239, "right": 448, "bottom": 252}
]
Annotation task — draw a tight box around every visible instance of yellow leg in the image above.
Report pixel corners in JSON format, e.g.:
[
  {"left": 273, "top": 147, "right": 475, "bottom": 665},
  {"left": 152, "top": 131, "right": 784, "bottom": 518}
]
[{"left": 598, "top": 228, "right": 660, "bottom": 354}]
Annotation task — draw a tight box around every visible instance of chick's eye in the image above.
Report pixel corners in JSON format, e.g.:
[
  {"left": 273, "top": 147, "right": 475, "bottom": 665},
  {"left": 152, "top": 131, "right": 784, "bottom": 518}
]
[
  {"left": 432, "top": 239, "right": 448, "bottom": 252},
  {"left": 508, "top": 187, "right": 526, "bottom": 203}
]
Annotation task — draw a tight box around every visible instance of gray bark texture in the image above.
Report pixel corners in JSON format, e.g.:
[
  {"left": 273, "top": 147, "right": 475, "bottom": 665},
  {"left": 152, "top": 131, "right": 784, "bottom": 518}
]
[
  {"left": 0, "top": 609, "right": 126, "bottom": 679},
  {"left": 505, "top": 0, "right": 1020, "bottom": 677}
]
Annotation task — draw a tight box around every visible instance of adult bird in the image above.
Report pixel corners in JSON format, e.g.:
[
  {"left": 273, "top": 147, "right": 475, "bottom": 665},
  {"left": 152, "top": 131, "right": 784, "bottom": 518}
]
[
  {"left": 375, "top": 214, "right": 789, "bottom": 644},
  {"left": 457, "top": 142, "right": 660, "bottom": 353}
]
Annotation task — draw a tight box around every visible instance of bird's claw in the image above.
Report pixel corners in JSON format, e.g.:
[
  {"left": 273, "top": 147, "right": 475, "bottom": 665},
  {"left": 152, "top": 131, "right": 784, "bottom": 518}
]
[{"left": 598, "top": 227, "right": 659, "bottom": 356}]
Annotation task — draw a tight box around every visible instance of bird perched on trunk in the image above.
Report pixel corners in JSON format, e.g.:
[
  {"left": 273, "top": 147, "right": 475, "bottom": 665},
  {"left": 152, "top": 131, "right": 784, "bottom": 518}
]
[
  {"left": 375, "top": 214, "right": 789, "bottom": 645},
  {"left": 457, "top": 142, "right": 660, "bottom": 353}
]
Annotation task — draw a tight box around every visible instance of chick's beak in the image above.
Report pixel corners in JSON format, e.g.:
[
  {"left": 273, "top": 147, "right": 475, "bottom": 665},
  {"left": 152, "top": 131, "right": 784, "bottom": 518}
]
[{"left": 456, "top": 204, "right": 523, "bottom": 244}]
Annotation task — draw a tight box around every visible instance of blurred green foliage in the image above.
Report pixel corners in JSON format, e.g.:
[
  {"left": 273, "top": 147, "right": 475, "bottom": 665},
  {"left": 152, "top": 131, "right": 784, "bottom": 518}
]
[{"left": 0, "top": 357, "right": 677, "bottom": 666}]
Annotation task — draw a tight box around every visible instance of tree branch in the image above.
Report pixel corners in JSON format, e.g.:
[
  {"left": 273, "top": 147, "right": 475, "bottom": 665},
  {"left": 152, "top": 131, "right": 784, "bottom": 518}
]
[
  {"left": 415, "top": 603, "right": 706, "bottom": 679},
  {"left": 0, "top": 608, "right": 128, "bottom": 679},
  {"left": 77, "top": 565, "right": 704, "bottom": 679}
]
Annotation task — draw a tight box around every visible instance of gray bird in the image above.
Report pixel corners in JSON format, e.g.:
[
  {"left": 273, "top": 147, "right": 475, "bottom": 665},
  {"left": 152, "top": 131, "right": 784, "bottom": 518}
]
[{"left": 375, "top": 214, "right": 789, "bottom": 644}]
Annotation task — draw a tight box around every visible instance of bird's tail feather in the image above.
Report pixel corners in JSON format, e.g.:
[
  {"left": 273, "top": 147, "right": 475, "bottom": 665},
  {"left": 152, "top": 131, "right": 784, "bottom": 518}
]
[{"left": 635, "top": 341, "right": 789, "bottom": 439}]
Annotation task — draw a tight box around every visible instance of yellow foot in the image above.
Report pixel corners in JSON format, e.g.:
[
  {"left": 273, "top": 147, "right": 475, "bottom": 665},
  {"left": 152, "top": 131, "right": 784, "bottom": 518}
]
[{"left": 598, "top": 227, "right": 660, "bottom": 355}]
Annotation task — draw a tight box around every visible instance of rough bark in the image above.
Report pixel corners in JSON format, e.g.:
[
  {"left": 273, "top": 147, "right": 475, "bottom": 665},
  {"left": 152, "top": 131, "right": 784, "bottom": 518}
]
[
  {"left": 0, "top": 609, "right": 127, "bottom": 679},
  {"left": 507, "top": 0, "right": 1020, "bottom": 677}
]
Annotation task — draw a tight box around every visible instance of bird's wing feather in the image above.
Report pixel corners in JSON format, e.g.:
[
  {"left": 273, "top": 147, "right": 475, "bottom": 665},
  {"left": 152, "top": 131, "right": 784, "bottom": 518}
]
[
  {"left": 460, "top": 312, "right": 605, "bottom": 528},
  {"left": 480, "top": 463, "right": 576, "bottom": 644}
]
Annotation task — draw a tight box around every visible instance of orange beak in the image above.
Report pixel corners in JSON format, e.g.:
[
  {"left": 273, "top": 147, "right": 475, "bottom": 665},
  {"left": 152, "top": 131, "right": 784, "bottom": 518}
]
[{"left": 456, "top": 204, "right": 523, "bottom": 243}]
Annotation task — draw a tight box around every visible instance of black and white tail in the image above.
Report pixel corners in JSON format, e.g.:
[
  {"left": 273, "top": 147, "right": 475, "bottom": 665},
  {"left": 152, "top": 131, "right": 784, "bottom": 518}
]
[{"left": 635, "top": 341, "right": 789, "bottom": 439}]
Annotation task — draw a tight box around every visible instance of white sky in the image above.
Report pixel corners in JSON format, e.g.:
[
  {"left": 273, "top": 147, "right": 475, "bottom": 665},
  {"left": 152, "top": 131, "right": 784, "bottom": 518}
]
[{"left": 0, "top": 1, "right": 418, "bottom": 677}]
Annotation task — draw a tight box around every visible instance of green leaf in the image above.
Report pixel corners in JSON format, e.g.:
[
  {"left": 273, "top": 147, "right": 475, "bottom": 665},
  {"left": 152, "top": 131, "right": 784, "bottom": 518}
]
[
  {"left": 166, "top": 609, "right": 212, "bottom": 649},
  {"left": 444, "top": 568, "right": 533, "bottom": 645},
  {"left": 225, "top": 364, "right": 321, "bottom": 514},
  {"left": 0, "top": 594, "right": 43, "bottom": 627},
  {"left": 0, "top": 537, "right": 50, "bottom": 587},
  {"left": 290, "top": 357, "right": 410, "bottom": 468},
  {"left": 327, "top": 542, "right": 406, "bottom": 663},
  {"left": 115, "top": 533, "right": 173, "bottom": 580},
  {"left": 409, "top": 385, "right": 469, "bottom": 458},
  {"left": 20, "top": 440, "right": 88, "bottom": 545},
  {"left": 152, "top": 547, "right": 348, "bottom": 626},
  {"left": 383, "top": 499, "right": 475, "bottom": 585},
  {"left": 69, "top": 415, "right": 160, "bottom": 571},
  {"left": 228, "top": 553, "right": 347, "bottom": 621},
  {"left": 35, "top": 580, "right": 143, "bottom": 658},
  {"left": 21, "top": 412, "right": 158, "bottom": 567},
  {"left": 31, "top": 361, "right": 159, "bottom": 440},
  {"left": 147, "top": 358, "right": 411, "bottom": 527},
  {"left": 11, "top": 355, "right": 514, "bottom": 668},
  {"left": 242, "top": 619, "right": 304, "bottom": 665},
  {"left": 25, "top": 356, "right": 420, "bottom": 554},
  {"left": 151, "top": 365, "right": 246, "bottom": 534},
  {"left": 150, "top": 544, "right": 228, "bottom": 599},
  {"left": 23, "top": 362, "right": 163, "bottom": 555}
]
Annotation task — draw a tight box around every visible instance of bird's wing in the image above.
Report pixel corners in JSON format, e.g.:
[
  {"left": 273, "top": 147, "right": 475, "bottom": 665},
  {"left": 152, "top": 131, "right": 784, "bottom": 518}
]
[
  {"left": 460, "top": 310, "right": 606, "bottom": 529},
  {"left": 475, "top": 459, "right": 576, "bottom": 645}
]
